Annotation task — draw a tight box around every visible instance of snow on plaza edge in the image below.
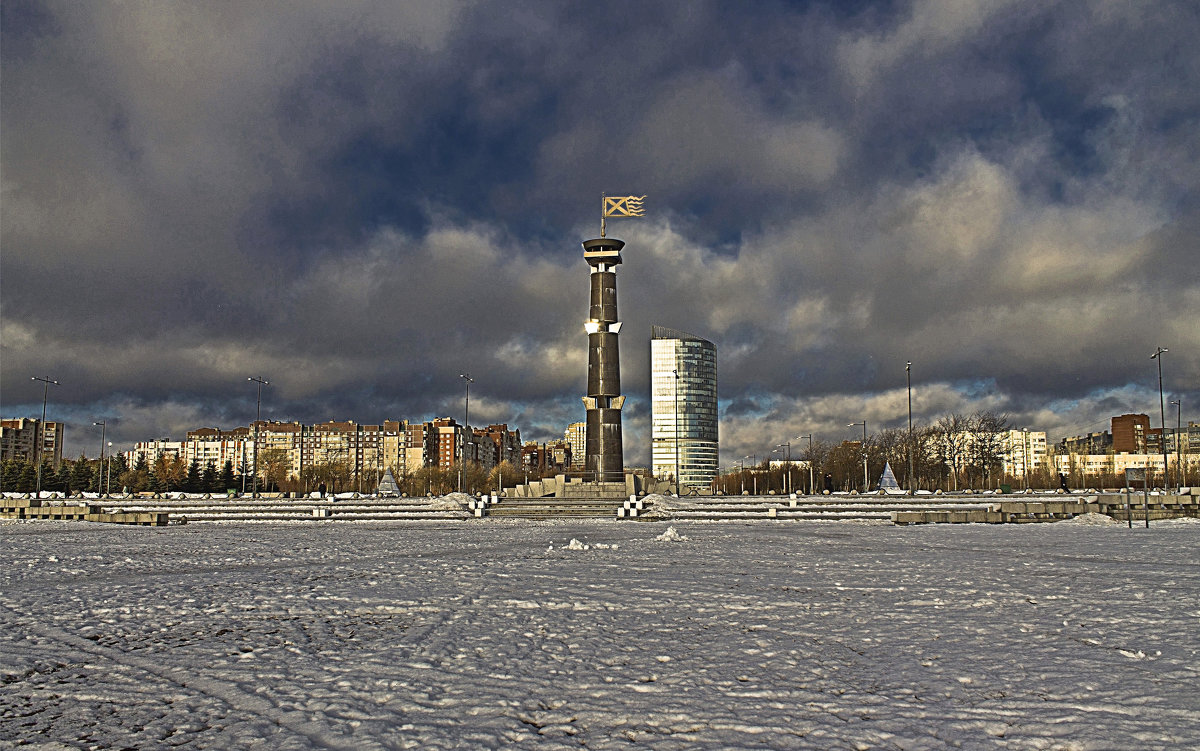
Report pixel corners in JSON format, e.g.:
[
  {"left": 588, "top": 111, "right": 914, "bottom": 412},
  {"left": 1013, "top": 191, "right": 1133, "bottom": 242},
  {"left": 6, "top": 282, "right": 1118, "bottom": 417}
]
[{"left": 2, "top": 518, "right": 1198, "bottom": 750}]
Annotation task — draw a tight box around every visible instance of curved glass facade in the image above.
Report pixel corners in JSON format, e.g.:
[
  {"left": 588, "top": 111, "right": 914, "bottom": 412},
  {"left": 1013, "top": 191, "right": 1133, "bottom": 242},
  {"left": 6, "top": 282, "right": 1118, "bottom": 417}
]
[{"left": 651, "top": 326, "right": 718, "bottom": 490}]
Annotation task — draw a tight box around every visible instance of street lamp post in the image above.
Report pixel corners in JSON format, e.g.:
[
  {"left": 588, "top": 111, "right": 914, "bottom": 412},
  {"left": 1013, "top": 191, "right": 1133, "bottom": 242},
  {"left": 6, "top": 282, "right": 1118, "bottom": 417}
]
[
  {"left": 459, "top": 373, "right": 473, "bottom": 493},
  {"left": 247, "top": 376, "right": 269, "bottom": 498},
  {"left": 673, "top": 369, "right": 680, "bottom": 495},
  {"left": 848, "top": 421, "right": 868, "bottom": 491},
  {"left": 906, "top": 361, "right": 914, "bottom": 493},
  {"left": 93, "top": 421, "right": 106, "bottom": 496},
  {"left": 1170, "top": 399, "right": 1181, "bottom": 492},
  {"left": 777, "top": 442, "right": 791, "bottom": 494},
  {"left": 31, "top": 376, "right": 59, "bottom": 497},
  {"left": 106, "top": 442, "right": 113, "bottom": 495},
  {"left": 798, "top": 434, "right": 814, "bottom": 494},
  {"left": 770, "top": 448, "right": 781, "bottom": 493},
  {"left": 1151, "top": 348, "right": 1168, "bottom": 489}
]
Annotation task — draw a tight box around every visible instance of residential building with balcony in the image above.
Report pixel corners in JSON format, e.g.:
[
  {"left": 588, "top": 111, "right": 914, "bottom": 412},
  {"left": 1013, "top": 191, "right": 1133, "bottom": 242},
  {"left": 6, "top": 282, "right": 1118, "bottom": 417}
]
[{"left": 1, "top": 418, "right": 64, "bottom": 467}]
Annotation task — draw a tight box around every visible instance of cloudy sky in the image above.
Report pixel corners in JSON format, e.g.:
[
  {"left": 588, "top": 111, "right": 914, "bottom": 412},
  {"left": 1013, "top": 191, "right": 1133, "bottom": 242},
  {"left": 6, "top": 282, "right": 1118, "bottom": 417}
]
[{"left": 3, "top": 0, "right": 1197, "bottom": 466}]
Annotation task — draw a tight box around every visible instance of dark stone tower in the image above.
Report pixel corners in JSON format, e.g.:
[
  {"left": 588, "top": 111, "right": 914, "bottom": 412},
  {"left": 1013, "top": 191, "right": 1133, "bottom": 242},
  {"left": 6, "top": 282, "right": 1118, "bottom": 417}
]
[{"left": 582, "top": 237, "right": 626, "bottom": 482}]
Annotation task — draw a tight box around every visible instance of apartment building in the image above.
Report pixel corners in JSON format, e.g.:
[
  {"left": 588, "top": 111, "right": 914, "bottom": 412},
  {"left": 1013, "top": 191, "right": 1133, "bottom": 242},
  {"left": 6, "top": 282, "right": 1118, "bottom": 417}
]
[
  {"left": 127, "top": 439, "right": 185, "bottom": 468},
  {"left": 1111, "top": 413, "right": 1164, "bottom": 454},
  {"left": 184, "top": 427, "right": 252, "bottom": 472},
  {"left": 1, "top": 418, "right": 65, "bottom": 467},
  {"left": 1058, "top": 431, "right": 1113, "bottom": 456},
  {"left": 125, "top": 415, "right": 523, "bottom": 489},
  {"left": 564, "top": 422, "right": 586, "bottom": 468},
  {"left": 1051, "top": 452, "right": 1185, "bottom": 478},
  {"left": 521, "top": 441, "right": 573, "bottom": 479},
  {"left": 478, "top": 424, "right": 523, "bottom": 469},
  {"left": 1001, "top": 429, "right": 1048, "bottom": 477}
]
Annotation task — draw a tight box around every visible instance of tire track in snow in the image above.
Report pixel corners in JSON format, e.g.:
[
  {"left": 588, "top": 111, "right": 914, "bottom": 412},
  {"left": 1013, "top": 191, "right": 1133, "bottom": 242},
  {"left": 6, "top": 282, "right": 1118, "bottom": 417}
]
[{"left": 0, "top": 600, "right": 368, "bottom": 751}]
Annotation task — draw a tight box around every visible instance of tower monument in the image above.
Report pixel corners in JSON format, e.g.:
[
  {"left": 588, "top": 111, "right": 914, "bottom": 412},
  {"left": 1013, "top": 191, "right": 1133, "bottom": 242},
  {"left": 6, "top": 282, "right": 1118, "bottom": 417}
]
[{"left": 581, "top": 195, "right": 644, "bottom": 483}]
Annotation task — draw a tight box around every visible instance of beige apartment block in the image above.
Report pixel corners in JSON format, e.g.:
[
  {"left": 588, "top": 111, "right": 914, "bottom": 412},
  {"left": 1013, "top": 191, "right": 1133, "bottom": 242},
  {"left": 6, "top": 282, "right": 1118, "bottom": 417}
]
[{"left": 1002, "top": 429, "right": 1048, "bottom": 477}]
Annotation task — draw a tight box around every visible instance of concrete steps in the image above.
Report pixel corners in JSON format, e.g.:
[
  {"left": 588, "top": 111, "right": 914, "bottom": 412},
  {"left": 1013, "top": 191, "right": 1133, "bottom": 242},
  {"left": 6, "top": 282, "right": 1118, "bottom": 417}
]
[
  {"left": 487, "top": 497, "right": 629, "bottom": 519},
  {"left": 1, "top": 498, "right": 170, "bottom": 525},
  {"left": 6, "top": 489, "right": 1195, "bottom": 525},
  {"left": 893, "top": 492, "right": 1200, "bottom": 524}
]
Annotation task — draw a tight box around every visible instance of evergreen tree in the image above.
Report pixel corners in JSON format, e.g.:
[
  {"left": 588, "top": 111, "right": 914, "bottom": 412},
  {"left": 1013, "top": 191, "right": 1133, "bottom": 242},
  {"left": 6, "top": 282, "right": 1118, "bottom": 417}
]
[
  {"left": 71, "top": 456, "right": 94, "bottom": 493},
  {"left": 39, "top": 459, "right": 58, "bottom": 492},
  {"left": 132, "top": 455, "right": 151, "bottom": 493},
  {"left": 185, "top": 459, "right": 202, "bottom": 493},
  {"left": 202, "top": 461, "right": 218, "bottom": 494},
  {"left": 17, "top": 462, "right": 37, "bottom": 493},
  {"left": 55, "top": 462, "right": 73, "bottom": 495},
  {"left": 107, "top": 454, "right": 127, "bottom": 494},
  {"left": 220, "top": 460, "right": 236, "bottom": 493},
  {"left": 0, "top": 459, "right": 17, "bottom": 491}
]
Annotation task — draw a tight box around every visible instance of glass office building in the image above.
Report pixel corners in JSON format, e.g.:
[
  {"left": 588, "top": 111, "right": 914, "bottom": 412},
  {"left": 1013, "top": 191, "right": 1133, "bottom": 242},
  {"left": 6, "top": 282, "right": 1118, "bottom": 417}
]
[{"left": 651, "top": 326, "right": 718, "bottom": 491}]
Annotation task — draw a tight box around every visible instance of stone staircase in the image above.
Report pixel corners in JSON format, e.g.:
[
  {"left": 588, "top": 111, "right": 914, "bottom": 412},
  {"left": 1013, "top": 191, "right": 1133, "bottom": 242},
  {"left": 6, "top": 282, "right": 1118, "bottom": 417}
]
[
  {"left": 1, "top": 497, "right": 170, "bottom": 525},
  {"left": 6, "top": 489, "right": 1196, "bottom": 525},
  {"left": 98, "top": 496, "right": 472, "bottom": 522},
  {"left": 638, "top": 489, "right": 1200, "bottom": 524},
  {"left": 486, "top": 496, "right": 631, "bottom": 519},
  {"left": 895, "top": 490, "right": 1200, "bottom": 524}
]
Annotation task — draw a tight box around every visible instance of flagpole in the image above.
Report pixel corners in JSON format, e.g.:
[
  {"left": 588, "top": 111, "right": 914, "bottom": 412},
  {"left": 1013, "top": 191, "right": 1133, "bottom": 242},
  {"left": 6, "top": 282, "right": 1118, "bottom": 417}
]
[{"left": 601, "top": 192, "right": 606, "bottom": 237}]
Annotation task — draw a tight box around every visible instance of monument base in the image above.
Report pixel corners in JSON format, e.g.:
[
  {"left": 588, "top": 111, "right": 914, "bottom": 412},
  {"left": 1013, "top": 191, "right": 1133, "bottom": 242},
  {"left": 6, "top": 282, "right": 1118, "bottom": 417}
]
[{"left": 505, "top": 473, "right": 671, "bottom": 499}]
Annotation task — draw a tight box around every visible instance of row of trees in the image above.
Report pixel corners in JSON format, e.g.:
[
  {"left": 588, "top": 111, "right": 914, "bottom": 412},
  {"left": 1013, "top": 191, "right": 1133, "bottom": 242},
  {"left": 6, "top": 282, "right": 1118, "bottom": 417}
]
[
  {"left": 0, "top": 454, "right": 242, "bottom": 495},
  {"left": 720, "top": 409, "right": 1198, "bottom": 494},
  {"left": 718, "top": 411, "right": 1044, "bottom": 494},
  {"left": 3, "top": 448, "right": 549, "bottom": 498}
]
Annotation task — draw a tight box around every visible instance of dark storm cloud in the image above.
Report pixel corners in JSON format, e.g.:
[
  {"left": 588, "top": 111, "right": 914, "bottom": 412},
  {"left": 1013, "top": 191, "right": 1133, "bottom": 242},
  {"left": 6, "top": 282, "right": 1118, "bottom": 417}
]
[{"left": 2, "top": 0, "right": 1197, "bottom": 463}]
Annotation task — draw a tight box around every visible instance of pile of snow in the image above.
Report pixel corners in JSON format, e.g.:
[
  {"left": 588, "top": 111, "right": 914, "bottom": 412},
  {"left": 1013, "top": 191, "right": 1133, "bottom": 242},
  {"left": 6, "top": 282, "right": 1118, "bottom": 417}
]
[
  {"left": 547, "top": 537, "right": 619, "bottom": 549},
  {"left": 551, "top": 538, "right": 617, "bottom": 551},
  {"left": 637, "top": 493, "right": 691, "bottom": 519},
  {"left": 427, "top": 493, "right": 471, "bottom": 511},
  {"left": 655, "top": 526, "right": 689, "bottom": 542},
  {"left": 1157, "top": 517, "right": 1200, "bottom": 526},
  {"left": 1058, "top": 512, "right": 1121, "bottom": 526},
  {"left": 641, "top": 493, "right": 681, "bottom": 509}
]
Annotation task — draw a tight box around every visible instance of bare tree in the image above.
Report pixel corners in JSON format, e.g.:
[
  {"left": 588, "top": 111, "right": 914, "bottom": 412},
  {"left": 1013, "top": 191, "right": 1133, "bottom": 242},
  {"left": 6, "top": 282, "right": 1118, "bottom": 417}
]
[
  {"left": 801, "top": 439, "right": 832, "bottom": 494},
  {"left": 826, "top": 441, "right": 862, "bottom": 492},
  {"left": 876, "top": 428, "right": 907, "bottom": 485},
  {"left": 912, "top": 425, "right": 942, "bottom": 491},
  {"left": 934, "top": 414, "right": 969, "bottom": 491},
  {"left": 968, "top": 411, "right": 1009, "bottom": 489}
]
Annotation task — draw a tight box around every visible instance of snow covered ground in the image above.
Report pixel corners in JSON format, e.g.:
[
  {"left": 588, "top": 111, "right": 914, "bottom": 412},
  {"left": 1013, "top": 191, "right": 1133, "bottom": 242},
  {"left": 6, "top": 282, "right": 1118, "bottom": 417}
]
[{"left": 2, "top": 518, "right": 1197, "bottom": 750}]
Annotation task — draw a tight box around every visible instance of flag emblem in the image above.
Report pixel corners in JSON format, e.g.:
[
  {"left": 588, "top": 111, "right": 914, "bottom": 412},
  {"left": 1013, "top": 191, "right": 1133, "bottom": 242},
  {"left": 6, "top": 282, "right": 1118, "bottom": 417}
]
[{"left": 603, "top": 195, "right": 647, "bottom": 217}]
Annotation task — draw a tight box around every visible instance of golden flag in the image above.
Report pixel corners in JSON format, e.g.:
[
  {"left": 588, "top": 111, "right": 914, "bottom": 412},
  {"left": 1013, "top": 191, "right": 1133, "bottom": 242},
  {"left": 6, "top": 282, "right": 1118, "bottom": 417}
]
[{"left": 603, "top": 195, "right": 647, "bottom": 217}]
